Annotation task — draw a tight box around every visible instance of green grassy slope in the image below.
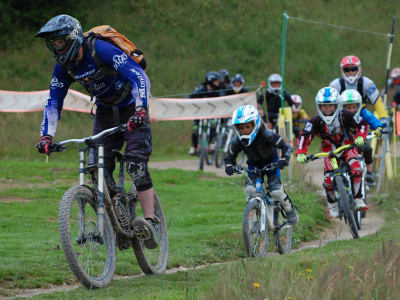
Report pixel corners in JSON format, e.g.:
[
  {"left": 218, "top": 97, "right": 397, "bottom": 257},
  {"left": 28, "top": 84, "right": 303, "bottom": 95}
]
[{"left": 1, "top": 0, "right": 399, "bottom": 159}]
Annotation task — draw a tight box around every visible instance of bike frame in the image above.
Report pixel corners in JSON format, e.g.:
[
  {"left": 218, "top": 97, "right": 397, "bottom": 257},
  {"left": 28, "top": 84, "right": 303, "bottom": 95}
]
[
  {"left": 236, "top": 164, "right": 285, "bottom": 232},
  {"left": 52, "top": 125, "right": 135, "bottom": 241}
]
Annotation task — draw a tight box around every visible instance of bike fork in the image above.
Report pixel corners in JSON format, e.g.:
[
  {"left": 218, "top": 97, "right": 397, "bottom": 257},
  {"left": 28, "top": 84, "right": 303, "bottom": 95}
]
[{"left": 96, "top": 145, "right": 105, "bottom": 241}]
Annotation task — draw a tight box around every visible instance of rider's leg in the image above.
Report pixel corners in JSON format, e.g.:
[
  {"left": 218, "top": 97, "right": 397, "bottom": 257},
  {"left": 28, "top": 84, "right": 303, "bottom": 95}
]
[
  {"left": 363, "top": 142, "right": 376, "bottom": 185},
  {"left": 189, "top": 120, "right": 199, "bottom": 155},
  {"left": 125, "top": 115, "right": 158, "bottom": 248},
  {"left": 323, "top": 157, "right": 339, "bottom": 218},
  {"left": 268, "top": 175, "right": 298, "bottom": 224},
  {"left": 345, "top": 148, "right": 367, "bottom": 210}
]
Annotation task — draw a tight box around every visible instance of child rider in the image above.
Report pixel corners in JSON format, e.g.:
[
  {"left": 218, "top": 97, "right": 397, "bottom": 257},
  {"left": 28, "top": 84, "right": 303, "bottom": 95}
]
[
  {"left": 296, "top": 87, "right": 368, "bottom": 218},
  {"left": 224, "top": 105, "right": 298, "bottom": 225}
]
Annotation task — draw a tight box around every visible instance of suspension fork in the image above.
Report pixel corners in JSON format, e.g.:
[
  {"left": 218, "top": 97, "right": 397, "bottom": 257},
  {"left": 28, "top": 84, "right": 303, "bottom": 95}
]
[{"left": 96, "top": 145, "right": 105, "bottom": 238}]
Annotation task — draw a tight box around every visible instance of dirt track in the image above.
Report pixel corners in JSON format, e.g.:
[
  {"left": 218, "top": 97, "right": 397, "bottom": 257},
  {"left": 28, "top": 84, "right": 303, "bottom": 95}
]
[{"left": 3, "top": 158, "right": 385, "bottom": 299}]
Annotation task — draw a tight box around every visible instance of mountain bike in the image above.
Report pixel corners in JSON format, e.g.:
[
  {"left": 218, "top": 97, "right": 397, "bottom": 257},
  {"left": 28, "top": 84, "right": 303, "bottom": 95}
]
[
  {"left": 48, "top": 124, "right": 169, "bottom": 289},
  {"left": 304, "top": 144, "right": 361, "bottom": 239},
  {"left": 197, "top": 119, "right": 217, "bottom": 170},
  {"left": 214, "top": 118, "right": 246, "bottom": 168},
  {"left": 233, "top": 163, "right": 293, "bottom": 257}
]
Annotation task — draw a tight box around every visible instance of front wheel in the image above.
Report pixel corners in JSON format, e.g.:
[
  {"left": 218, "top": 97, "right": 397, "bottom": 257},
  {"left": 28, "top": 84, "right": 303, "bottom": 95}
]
[
  {"left": 132, "top": 190, "right": 169, "bottom": 274},
  {"left": 335, "top": 176, "right": 359, "bottom": 239},
  {"left": 59, "top": 185, "right": 116, "bottom": 289},
  {"left": 242, "top": 199, "right": 268, "bottom": 257},
  {"left": 273, "top": 207, "right": 293, "bottom": 254}
]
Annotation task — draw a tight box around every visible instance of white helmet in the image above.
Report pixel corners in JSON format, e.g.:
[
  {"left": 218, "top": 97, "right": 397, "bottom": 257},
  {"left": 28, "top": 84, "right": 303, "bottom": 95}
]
[
  {"left": 267, "top": 73, "right": 282, "bottom": 95},
  {"left": 340, "top": 89, "right": 362, "bottom": 116},
  {"left": 232, "top": 105, "right": 261, "bottom": 146},
  {"left": 291, "top": 94, "right": 302, "bottom": 113},
  {"left": 315, "top": 87, "right": 342, "bottom": 126},
  {"left": 340, "top": 55, "right": 362, "bottom": 85}
]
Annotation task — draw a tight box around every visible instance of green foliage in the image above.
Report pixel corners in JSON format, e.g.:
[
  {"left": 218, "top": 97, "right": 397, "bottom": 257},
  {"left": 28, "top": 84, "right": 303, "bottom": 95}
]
[{"left": 0, "top": 1, "right": 88, "bottom": 49}]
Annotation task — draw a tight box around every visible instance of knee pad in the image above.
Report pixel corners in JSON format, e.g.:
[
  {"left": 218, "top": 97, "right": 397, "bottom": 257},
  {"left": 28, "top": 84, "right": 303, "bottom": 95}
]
[
  {"left": 270, "top": 184, "right": 286, "bottom": 201},
  {"left": 127, "top": 159, "right": 153, "bottom": 192}
]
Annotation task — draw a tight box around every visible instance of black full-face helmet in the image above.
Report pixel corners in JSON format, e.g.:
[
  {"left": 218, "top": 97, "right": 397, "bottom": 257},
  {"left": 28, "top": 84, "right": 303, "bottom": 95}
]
[
  {"left": 205, "top": 71, "right": 220, "bottom": 90},
  {"left": 35, "top": 14, "right": 84, "bottom": 66}
]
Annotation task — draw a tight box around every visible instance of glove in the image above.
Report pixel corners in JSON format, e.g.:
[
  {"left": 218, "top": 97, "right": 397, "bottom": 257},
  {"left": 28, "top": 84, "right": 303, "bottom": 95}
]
[
  {"left": 355, "top": 136, "right": 365, "bottom": 147},
  {"left": 296, "top": 154, "right": 307, "bottom": 164},
  {"left": 225, "top": 164, "right": 234, "bottom": 176},
  {"left": 380, "top": 118, "right": 387, "bottom": 128},
  {"left": 374, "top": 127, "right": 382, "bottom": 138},
  {"left": 36, "top": 135, "right": 52, "bottom": 155},
  {"left": 277, "top": 158, "right": 289, "bottom": 169},
  {"left": 127, "top": 109, "right": 147, "bottom": 131}
]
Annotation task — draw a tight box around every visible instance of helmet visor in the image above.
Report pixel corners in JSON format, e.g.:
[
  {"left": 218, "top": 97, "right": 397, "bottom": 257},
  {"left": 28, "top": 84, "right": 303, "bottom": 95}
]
[{"left": 46, "top": 36, "right": 69, "bottom": 54}]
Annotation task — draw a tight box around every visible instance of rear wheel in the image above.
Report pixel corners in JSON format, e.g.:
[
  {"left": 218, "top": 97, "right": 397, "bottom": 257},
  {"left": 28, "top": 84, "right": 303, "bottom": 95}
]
[
  {"left": 59, "top": 185, "right": 116, "bottom": 289},
  {"left": 242, "top": 199, "right": 268, "bottom": 257},
  {"left": 336, "top": 176, "right": 359, "bottom": 239},
  {"left": 132, "top": 190, "right": 169, "bottom": 274},
  {"left": 273, "top": 207, "right": 293, "bottom": 254}
]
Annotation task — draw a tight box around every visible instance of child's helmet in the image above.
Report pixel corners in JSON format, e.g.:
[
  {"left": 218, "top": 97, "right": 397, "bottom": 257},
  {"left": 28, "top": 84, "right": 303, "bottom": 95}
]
[
  {"left": 267, "top": 73, "right": 282, "bottom": 95},
  {"left": 218, "top": 69, "right": 230, "bottom": 83},
  {"left": 340, "top": 55, "right": 362, "bottom": 85},
  {"left": 390, "top": 67, "right": 400, "bottom": 85},
  {"left": 205, "top": 71, "right": 220, "bottom": 90},
  {"left": 232, "top": 105, "right": 261, "bottom": 146},
  {"left": 291, "top": 95, "right": 302, "bottom": 113},
  {"left": 35, "top": 14, "right": 84, "bottom": 66},
  {"left": 231, "top": 73, "right": 245, "bottom": 93},
  {"left": 315, "top": 87, "right": 342, "bottom": 126},
  {"left": 340, "top": 89, "right": 363, "bottom": 116}
]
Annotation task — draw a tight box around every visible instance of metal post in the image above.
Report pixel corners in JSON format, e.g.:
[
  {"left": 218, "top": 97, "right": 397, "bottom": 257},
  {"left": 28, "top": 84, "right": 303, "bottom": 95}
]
[{"left": 280, "top": 11, "right": 288, "bottom": 109}]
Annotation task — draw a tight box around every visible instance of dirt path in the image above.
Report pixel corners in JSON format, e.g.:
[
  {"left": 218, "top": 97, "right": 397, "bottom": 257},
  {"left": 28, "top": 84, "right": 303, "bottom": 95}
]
[{"left": 3, "top": 159, "right": 386, "bottom": 299}]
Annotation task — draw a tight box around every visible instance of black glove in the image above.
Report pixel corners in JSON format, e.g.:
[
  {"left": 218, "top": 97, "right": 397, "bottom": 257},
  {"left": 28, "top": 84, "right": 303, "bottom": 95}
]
[
  {"left": 225, "top": 164, "right": 235, "bottom": 176},
  {"left": 36, "top": 135, "right": 52, "bottom": 155},
  {"left": 127, "top": 109, "right": 147, "bottom": 131},
  {"left": 277, "top": 158, "right": 289, "bottom": 169}
]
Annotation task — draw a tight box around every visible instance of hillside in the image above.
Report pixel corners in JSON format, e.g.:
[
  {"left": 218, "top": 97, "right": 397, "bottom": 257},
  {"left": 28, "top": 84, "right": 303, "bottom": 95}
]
[{"left": 0, "top": 0, "right": 399, "bottom": 159}]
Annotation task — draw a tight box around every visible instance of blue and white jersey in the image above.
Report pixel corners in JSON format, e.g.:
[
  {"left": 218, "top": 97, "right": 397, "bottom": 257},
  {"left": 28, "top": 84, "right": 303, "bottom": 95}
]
[
  {"left": 40, "top": 39, "right": 150, "bottom": 137},
  {"left": 329, "top": 76, "right": 379, "bottom": 105}
]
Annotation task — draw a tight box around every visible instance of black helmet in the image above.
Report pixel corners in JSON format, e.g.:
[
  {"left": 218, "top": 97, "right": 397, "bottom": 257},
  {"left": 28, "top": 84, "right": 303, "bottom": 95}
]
[
  {"left": 218, "top": 69, "right": 230, "bottom": 81},
  {"left": 35, "top": 15, "right": 84, "bottom": 66},
  {"left": 205, "top": 71, "right": 220, "bottom": 84},
  {"left": 231, "top": 74, "right": 245, "bottom": 93}
]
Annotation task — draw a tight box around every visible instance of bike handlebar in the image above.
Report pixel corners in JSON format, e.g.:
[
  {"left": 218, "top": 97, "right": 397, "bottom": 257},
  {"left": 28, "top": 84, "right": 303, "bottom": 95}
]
[
  {"left": 233, "top": 162, "right": 280, "bottom": 175},
  {"left": 306, "top": 143, "right": 355, "bottom": 162},
  {"left": 49, "top": 124, "right": 128, "bottom": 153}
]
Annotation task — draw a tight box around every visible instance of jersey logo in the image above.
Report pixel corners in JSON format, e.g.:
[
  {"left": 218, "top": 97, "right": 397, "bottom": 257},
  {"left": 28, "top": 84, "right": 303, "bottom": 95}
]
[
  {"left": 112, "top": 53, "right": 128, "bottom": 70},
  {"left": 304, "top": 122, "right": 313, "bottom": 132},
  {"left": 366, "top": 82, "right": 377, "bottom": 95},
  {"left": 50, "top": 76, "right": 64, "bottom": 88},
  {"left": 353, "top": 114, "right": 362, "bottom": 124}
]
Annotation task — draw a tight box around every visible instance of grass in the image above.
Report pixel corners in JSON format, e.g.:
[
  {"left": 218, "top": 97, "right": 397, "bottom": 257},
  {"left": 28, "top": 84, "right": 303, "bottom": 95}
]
[{"left": 0, "top": 158, "right": 328, "bottom": 297}]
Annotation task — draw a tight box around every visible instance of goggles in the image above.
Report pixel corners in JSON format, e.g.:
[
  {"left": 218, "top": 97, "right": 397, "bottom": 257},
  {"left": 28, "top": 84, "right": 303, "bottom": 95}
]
[{"left": 343, "top": 67, "right": 358, "bottom": 73}]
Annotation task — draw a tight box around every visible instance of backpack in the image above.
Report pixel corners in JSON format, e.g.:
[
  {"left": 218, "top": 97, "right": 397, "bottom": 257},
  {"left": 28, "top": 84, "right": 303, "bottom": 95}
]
[
  {"left": 84, "top": 25, "right": 147, "bottom": 71},
  {"left": 339, "top": 77, "right": 366, "bottom": 102}
]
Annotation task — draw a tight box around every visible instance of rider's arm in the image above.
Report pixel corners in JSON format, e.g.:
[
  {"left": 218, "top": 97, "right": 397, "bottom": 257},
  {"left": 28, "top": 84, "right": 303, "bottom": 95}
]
[
  {"left": 224, "top": 137, "right": 243, "bottom": 166},
  {"left": 284, "top": 90, "right": 293, "bottom": 106},
  {"left": 95, "top": 40, "right": 150, "bottom": 109},
  {"left": 363, "top": 76, "right": 388, "bottom": 119},
  {"left": 295, "top": 116, "right": 319, "bottom": 156},
  {"left": 360, "top": 107, "right": 382, "bottom": 130},
  {"left": 343, "top": 110, "right": 368, "bottom": 141},
  {"left": 274, "top": 134, "right": 293, "bottom": 160},
  {"left": 40, "top": 64, "right": 73, "bottom": 137}
]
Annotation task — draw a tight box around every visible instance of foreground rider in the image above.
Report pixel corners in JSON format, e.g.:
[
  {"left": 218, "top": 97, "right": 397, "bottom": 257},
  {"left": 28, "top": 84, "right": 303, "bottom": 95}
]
[
  {"left": 296, "top": 87, "right": 368, "bottom": 218},
  {"left": 35, "top": 15, "right": 158, "bottom": 249},
  {"left": 329, "top": 55, "right": 388, "bottom": 186},
  {"left": 224, "top": 105, "right": 298, "bottom": 225},
  {"left": 340, "top": 89, "right": 383, "bottom": 187},
  {"left": 257, "top": 73, "right": 293, "bottom": 130},
  {"left": 188, "top": 71, "right": 223, "bottom": 155}
]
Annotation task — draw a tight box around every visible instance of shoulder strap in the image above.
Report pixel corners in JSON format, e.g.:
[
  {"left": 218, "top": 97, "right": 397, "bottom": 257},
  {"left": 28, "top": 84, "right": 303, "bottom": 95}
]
[
  {"left": 357, "top": 76, "right": 366, "bottom": 100},
  {"left": 339, "top": 77, "right": 346, "bottom": 93}
]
